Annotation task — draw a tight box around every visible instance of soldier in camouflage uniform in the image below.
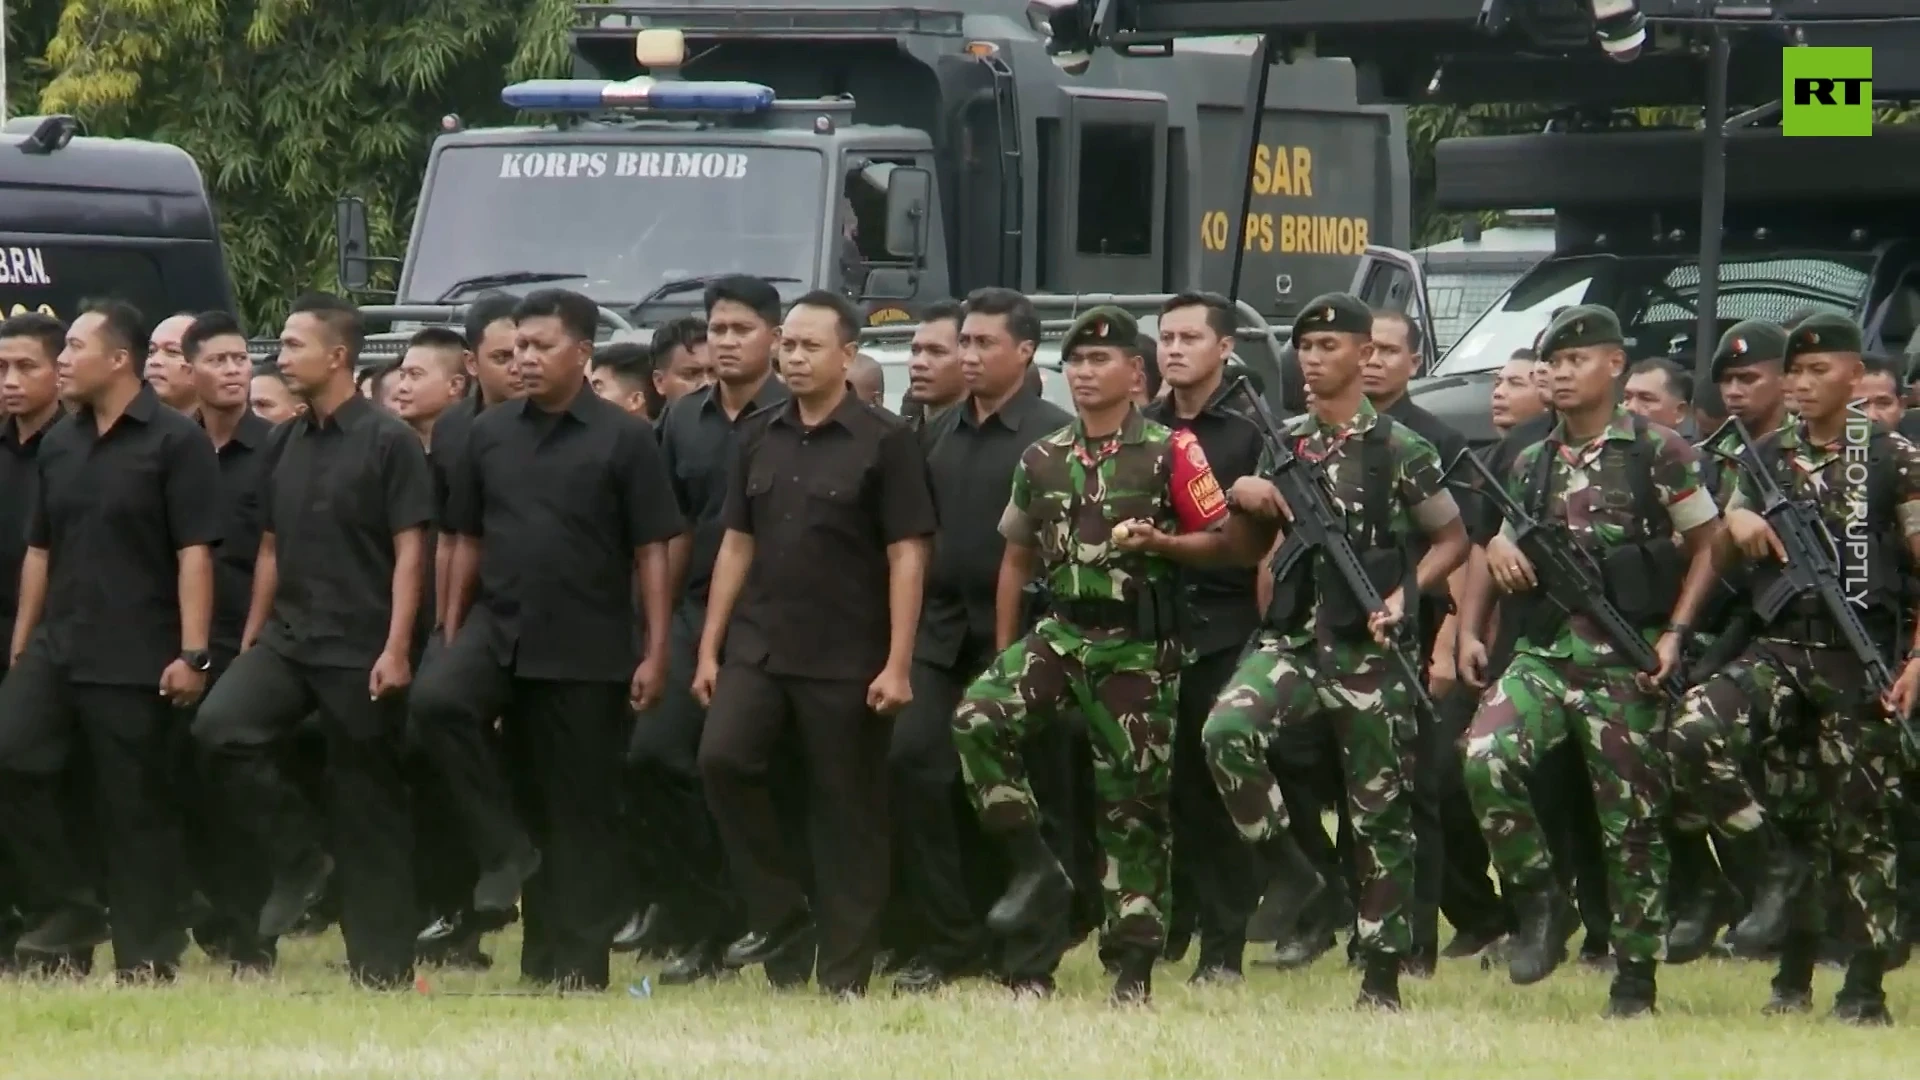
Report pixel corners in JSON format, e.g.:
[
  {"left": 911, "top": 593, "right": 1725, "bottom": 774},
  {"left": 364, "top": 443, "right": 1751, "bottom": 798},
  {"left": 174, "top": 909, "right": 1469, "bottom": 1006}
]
[
  {"left": 1201, "top": 293, "right": 1470, "bottom": 1011},
  {"left": 950, "top": 306, "right": 1262, "bottom": 1005},
  {"left": 1665, "top": 319, "right": 1803, "bottom": 965},
  {"left": 1701, "top": 313, "right": 1920, "bottom": 1023},
  {"left": 1470, "top": 305, "right": 1723, "bottom": 1017}
]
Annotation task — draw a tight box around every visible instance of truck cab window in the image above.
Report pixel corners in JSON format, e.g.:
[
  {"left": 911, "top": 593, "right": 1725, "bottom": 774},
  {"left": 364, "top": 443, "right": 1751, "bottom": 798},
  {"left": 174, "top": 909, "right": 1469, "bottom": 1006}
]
[{"left": 1076, "top": 123, "right": 1154, "bottom": 257}]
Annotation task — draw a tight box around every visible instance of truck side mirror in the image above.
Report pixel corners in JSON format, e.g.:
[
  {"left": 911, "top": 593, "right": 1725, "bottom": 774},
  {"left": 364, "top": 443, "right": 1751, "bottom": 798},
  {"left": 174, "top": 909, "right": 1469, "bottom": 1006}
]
[
  {"left": 335, "top": 195, "right": 372, "bottom": 292},
  {"left": 862, "top": 267, "right": 915, "bottom": 301},
  {"left": 883, "top": 167, "right": 931, "bottom": 260}
]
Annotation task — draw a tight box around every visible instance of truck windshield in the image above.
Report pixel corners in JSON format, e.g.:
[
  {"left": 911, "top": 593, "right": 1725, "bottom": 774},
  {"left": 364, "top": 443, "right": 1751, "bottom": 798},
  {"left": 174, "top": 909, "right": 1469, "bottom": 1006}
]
[
  {"left": 1433, "top": 251, "right": 1874, "bottom": 376},
  {"left": 403, "top": 144, "right": 825, "bottom": 305}
]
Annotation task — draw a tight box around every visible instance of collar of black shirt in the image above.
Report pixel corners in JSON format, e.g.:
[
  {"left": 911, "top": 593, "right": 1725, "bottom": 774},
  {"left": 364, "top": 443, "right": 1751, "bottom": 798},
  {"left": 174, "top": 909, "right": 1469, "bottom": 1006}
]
[
  {"left": 198, "top": 407, "right": 271, "bottom": 450},
  {"left": 513, "top": 382, "right": 600, "bottom": 426},
  {"left": 1144, "top": 376, "right": 1238, "bottom": 425},
  {"left": 960, "top": 385, "right": 1043, "bottom": 432},
  {"left": 696, "top": 373, "right": 788, "bottom": 419},
  {"left": 305, "top": 391, "right": 376, "bottom": 434},
  {"left": 772, "top": 388, "right": 867, "bottom": 432},
  {"left": 73, "top": 382, "right": 160, "bottom": 436},
  {"left": 0, "top": 413, "right": 51, "bottom": 451}
]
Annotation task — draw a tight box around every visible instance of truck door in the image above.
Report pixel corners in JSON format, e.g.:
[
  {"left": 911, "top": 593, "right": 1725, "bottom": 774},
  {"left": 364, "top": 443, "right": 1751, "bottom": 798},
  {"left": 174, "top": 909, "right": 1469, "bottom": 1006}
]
[
  {"left": 1054, "top": 91, "right": 1168, "bottom": 295},
  {"left": 1349, "top": 245, "right": 1437, "bottom": 374},
  {"left": 842, "top": 150, "right": 951, "bottom": 315}
]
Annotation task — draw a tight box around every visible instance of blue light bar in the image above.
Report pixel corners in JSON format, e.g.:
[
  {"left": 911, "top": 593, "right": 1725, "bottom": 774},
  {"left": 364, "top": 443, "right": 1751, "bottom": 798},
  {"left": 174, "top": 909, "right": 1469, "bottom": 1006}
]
[{"left": 500, "top": 78, "right": 776, "bottom": 114}]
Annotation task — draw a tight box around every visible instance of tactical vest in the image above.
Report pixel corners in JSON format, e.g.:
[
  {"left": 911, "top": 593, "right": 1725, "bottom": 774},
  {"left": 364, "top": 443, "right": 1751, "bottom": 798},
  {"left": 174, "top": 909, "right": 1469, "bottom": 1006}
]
[
  {"left": 1521, "top": 412, "right": 1683, "bottom": 640},
  {"left": 1266, "top": 415, "right": 1413, "bottom": 639},
  {"left": 1748, "top": 426, "right": 1904, "bottom": 641}
]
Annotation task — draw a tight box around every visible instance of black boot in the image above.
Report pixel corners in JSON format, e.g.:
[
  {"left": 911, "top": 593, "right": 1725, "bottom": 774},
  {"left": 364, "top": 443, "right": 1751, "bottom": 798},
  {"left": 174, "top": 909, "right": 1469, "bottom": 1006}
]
[
  {"left": 1762, "top": 931, "right": 1816, "bottom": 1015},
  {"left": 1357, "top": 952, "right": 1402, "bottom": 1010},
  {"left": 258, "top": 850, "right": 335, "bottom": 939},
  {"left": 1831, "top": 948, "right": 1893, "bottom": 1025},
  {"left": 1604, "top": 958, "right": 1657, "bottom": 1018},
  {"left": 1245, "top": 832, "right": 1325, "bottom": 944},
  {"left": 1724, "top": 825, "right": 1810, "bottom": 957},
  {"left": 1188, "top": 932, "right": 1245, "bottom": 985},
  {"left": 1109, "top": 946, "right": 1154, "bottom": 1005},
  {"left": 1258, "top": 888, "right": 1343, "bottom": 970},
  {"left": 14, "top": 901, "right": 109, "bottom": 955},
  {"left": 986, "top": 826, "right": 1073, "bottom": 935},
  {"left": 1507, "top": 883, "right": 1574, "bottom": 986},
  {"left": 1664, "top": 830, "right": 1729, "bottom": 965}
]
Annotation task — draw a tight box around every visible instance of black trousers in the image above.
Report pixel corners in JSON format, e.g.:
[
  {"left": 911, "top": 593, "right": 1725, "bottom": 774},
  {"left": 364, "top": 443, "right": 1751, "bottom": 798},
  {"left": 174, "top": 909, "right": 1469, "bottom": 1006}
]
[
  {"left": 412, "top": 631, "right": 629, "bottom": 989},
  {"left": 1170, "top": 644, "right": 1260, "bottom": 964},
  {"left": 1434, "top": 685, "right": 1511, "bottom": 939},
  {"left": 0, "top": 651, "right": 98, "bottom": 975},
  {"left": 887, "top": 645, "right": 991, "bottom": 972},
  {"left": 699, "top": 662, "right": 890, "bottom": 992},
  {"left": 625, "top": 600, "right": 740, "bottom": 951},
  {"left": 406, "top": 638, "right": 483, "bottom": 939},
  {"left": 0, "top": 647, "right": 186, "bottom": 974},
  {"left": 194, "top": 645, "right": 416, "bottom": 985}
]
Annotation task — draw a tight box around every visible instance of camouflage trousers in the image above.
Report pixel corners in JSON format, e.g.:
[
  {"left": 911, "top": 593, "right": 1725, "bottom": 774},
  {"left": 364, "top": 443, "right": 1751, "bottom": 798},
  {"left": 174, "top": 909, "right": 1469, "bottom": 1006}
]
[
  {"left": 1200, "top": 630, "right": 1418, "bottom": 956},
  {"left": 1672, "top": 640, "right": 1900, "bottom": 948},
  {"left": 1463, "top": 653, "right": 1669, "bottom": 962},
  {"left": 951, "top": 617, "right": 1179, "bottom": 950}
]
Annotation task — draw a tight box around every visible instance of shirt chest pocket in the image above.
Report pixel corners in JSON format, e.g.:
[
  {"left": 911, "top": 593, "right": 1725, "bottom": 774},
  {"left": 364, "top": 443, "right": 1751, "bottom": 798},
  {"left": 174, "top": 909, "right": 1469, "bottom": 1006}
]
[
  {"left": 803, "top": 474, "right": 863, "bottom": 536},
  {"left": 93, "top": 450, "right": 167, "bottom": 528}
]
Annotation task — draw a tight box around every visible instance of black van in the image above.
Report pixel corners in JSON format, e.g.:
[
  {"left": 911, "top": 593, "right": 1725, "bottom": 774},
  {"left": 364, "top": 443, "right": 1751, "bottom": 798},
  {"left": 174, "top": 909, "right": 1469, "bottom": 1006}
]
[{"left": 1, "top": 116, "right": 235, "bottom": 324}]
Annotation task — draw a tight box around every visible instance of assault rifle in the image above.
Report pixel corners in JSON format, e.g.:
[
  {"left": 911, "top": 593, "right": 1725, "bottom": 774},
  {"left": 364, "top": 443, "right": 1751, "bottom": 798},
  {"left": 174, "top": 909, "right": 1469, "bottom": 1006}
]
[
  {"left": 1707, "top": 418, "right": 1911, "bottom": 736},
  {"left": 1445, "top": 449, "right": 1685, "bottom": 702},
  {"left": 1231, "top": 378, "right": 1435, "bottom": 720}
]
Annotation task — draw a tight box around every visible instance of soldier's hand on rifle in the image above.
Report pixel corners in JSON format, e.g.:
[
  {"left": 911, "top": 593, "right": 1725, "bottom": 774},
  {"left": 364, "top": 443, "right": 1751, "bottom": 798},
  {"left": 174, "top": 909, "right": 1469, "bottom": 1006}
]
[
  {"left": 1885, "top": 656, "right": 1920, "bottom": 718},
  {"left": 1227, "top": 476, "right": 1291, "bottom": 522},
  {"left": 1486, "top": 535, "right": 1537, "bottom": 593},
  {"left": 1368, "top": 588, "right": 1406, "bottom": 648},
  {"left": 1641, "top": 631, "right": 1682, "bottom": 695},
  {"left": 1111, "top": 519, "right": 1165, "bottom": 553},
  {"left": 1727, "top": 508, "right": 1788, "bottom": 563},
  {"left": 1457, "top": 634, "right": 1490, "bottom": 690}
]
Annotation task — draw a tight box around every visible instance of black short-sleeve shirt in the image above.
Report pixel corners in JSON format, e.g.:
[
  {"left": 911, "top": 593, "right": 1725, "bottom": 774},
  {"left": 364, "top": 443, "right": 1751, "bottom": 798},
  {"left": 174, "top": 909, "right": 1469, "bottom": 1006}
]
[
  {"left": 257, "top": 394, "right": 436, "bottom": 669},
  {"left": 0, "top": 417, "right": 51, "bottom": 624},
  {"left": 429, "top": 394, "right": 482, "bottom": 524},
  {"left": 721, "top": 393, "right": 937, "bottom": 681},
  {"left": 657, "top": 376, "right": 789, "bottom": 604},
  {"left": 1146, "top": 381, "right": 1268, "bottom": 657},
  {"left": 447, "top": 387, "right": 684, "bottom": 682},
  {"left": 28, "top": 386, "right": 223, "bottom": 685},
  {"left": 207, "top": 411, "right": 276, "bottom": 656}
]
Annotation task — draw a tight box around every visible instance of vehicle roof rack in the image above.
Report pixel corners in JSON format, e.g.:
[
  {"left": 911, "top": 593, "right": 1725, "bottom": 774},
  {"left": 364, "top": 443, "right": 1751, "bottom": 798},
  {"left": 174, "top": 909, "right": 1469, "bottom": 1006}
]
[{"left": 573, "top": 3, "right": 966, "bottom": 40}]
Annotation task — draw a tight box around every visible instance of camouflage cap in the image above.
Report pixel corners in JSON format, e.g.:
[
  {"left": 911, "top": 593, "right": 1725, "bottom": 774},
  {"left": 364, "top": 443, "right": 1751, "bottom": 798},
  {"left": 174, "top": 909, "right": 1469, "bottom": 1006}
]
[
  {"left": 1709, "top": 319, "right": 1788, "bottom": 382},
  {"left": 1061, "top": 305, "right": 1140, "bottom": 358},
  {"left": 1290, "top": 292, "right": 1375, "bottom": 338},
  {"left": 1783, "top": 311, "right": 1864, "bottom": 366},
  {"left": 1537, "top": 304, "right": 1624, "bottom": 358}
]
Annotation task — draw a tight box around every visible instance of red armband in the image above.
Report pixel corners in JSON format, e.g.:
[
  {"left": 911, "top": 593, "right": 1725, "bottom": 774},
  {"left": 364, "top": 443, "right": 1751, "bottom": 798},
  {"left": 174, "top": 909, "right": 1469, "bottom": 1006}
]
[{"left": 1168, "top": 429, "right": 1228, "bottom": 533}]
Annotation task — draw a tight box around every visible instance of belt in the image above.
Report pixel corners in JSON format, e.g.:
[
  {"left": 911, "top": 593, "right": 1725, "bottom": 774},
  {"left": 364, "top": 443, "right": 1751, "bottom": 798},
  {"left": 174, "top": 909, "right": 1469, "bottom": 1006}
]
[{"left": 1050, "top": 597, "right": 1136, "bottom": 632}]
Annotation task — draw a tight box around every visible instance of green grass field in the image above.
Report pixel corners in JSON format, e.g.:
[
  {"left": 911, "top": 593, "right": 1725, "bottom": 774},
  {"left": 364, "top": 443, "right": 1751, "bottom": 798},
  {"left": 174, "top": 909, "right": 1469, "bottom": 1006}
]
[{"left": 3, "top": 932, "right": 1918, "bottom": 1079}]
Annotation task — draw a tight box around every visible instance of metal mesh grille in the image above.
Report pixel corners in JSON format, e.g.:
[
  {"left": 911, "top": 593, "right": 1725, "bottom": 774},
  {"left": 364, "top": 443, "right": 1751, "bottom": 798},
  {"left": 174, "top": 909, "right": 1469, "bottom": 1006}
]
[
  {"left": 1426, "top": 271, "right": 1528, "bottom": 351},
  {"left": 1639, "top": 259, "right": 1870, "bottom": 325}
]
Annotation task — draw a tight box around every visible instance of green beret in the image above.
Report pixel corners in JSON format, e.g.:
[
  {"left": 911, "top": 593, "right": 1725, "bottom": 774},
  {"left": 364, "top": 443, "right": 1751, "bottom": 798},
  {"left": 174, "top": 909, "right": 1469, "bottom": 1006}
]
[
  {"left": 1061, "top": 305, "right": 1140, "bottom": 358},
  {"left": 1290, "top": 292, "right": 1375, "bottom": 338},
  {"left": 1783, "top": 312, "right": 1863, "bottom": 365},
  {"left": 1710, "top": 319, "right": 1788, "bottom": 382},
  {"left": 1537, "top": 304, "right": 1624, "bottom": 358}
]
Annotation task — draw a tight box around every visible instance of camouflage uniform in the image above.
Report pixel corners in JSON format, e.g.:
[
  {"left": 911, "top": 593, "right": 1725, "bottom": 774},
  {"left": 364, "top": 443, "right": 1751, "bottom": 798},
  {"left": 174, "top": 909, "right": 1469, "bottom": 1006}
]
[
  {"left": 1464, "top": 402, "right": 1719, "bottom": 963},
  {"left": 1201, "top": 396, "right": 1457, "bottom": 957},
  {"left": 1675, "top": 418, "right": 1920, "bottom": 951},
  {"left": 952, "top": 407, "right": 1224, "bottom": 951}
]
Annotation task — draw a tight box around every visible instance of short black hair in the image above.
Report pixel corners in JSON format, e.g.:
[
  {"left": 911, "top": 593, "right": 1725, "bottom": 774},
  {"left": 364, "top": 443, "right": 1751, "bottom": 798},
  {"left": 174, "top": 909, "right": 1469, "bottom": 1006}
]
[
  {"left": 963, "top": 287, "right": 1041, "bottom": 346},
  {"left": 78, "top": 298, "right": 150, "bottom": 364},
  {"left": 790, "top": 289, "right": 862, "bottom": 346},
  {"left": 0, "top": 311, "right": 65, "bottom": 360},
  {"left": 1509, "top": 347, "right": 1538, "bottom": 362},
  {"left": 464, "top": 291, "right": 520, "bottom": 350},
  {"left": 252, "top": 358, "right": 288, "bottom": 382},
  {"left": 1862, "top": 351, "right": 1898, "bottom": 379},
  {"left": 1371, "top": 309, "right": 1425, "bottom": 356},
  {"left": 289, "top": 292, "right": 364, "bottom": 364},
  {"left": 514, "top": 288, "right": 599, "bottom": 343},
  {"left": 1137, "top": 334, "right": 1162, "bottom": 398},
  {"left": 360, "top": 359, "right": 397, "bottom": 397},
  {"left": 182, "top": 311, "right": 245, "bottom": 360},
  {"left": 650, "top": 316, "right": 707, "bottom": 367},
  {"left": 407, "top": 326, "right": 469, "bottom": 353},
  {"left": 920, "top": 299, "right": 964, "bottom": 335},
  {"left": 1161, "top": 291, "right": 1235, "bottom": 339},
  {"left": 704, "top": 275, "right": 782, "bottom": 327},
  {"left": 1629, "top": 356, "right": 1693, "bottom": 405}
]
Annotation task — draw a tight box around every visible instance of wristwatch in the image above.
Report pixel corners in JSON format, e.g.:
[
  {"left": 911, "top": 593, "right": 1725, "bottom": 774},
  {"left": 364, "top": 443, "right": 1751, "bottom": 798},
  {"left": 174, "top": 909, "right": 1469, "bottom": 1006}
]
[{"left": 181, "top": 650, "right": 212, "bottom": 673}]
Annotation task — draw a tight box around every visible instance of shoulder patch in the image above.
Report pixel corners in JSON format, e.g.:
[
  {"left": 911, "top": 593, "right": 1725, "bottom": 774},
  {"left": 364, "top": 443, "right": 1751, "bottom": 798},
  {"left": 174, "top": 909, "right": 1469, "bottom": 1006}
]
[{"left": 1170, "top": 427, "right": 1209, "bottom": 470}]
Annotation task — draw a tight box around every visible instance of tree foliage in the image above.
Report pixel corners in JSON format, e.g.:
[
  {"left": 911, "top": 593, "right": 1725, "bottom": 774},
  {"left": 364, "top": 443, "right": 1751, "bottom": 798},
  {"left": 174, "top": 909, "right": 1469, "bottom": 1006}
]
[{"left": 11, "top": 0, "right": 583, "bottom": 331}]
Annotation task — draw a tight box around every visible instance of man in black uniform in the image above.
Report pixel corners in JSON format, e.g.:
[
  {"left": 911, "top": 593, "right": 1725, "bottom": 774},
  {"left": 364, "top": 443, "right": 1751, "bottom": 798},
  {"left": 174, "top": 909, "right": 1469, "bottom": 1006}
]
[
  {"left": 0, "top": 311, "right": 93, "bottom": 973},
  {"left": 695, "top": 289, "right": 937, "bottom": 997},
  {"left": 632, "top": 275, "right": 788, "bottom": 983},
  {"left": 0, "top": 299, "right": 222, "bottom": 978},
  {"left": 414, "top": 288, "right": 681, "bottom": 990},
  {"left": 191, "top": 293, "right": 432, "bottom": 988},
  {"left": 173, "top": 310, "right": 278, "bottom": 970},
  {"left": 1142, "top": 291, "right": 1264, "bottom": 981},
  {"left": 889, "top": 287, "right": 1071, "bottom": 993}
]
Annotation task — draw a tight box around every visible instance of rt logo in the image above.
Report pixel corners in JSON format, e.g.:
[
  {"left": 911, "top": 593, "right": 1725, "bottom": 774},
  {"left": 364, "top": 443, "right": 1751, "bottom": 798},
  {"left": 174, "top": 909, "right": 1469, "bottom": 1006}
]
[{"left": 1783, "top": 47, "right": 1873, "bottom": 136}]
